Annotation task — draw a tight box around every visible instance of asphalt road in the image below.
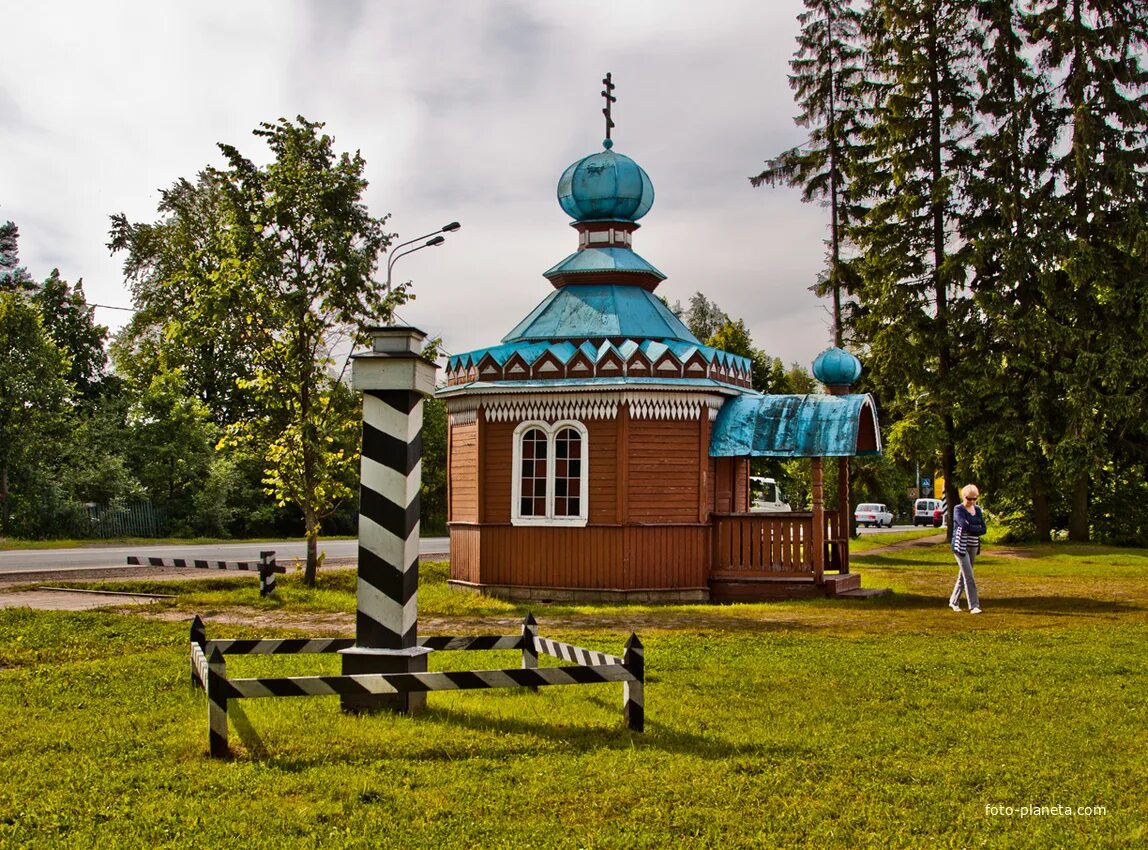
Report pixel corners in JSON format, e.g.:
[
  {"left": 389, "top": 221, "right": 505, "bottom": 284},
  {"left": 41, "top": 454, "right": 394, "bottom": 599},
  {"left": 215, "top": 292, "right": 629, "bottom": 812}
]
[
  {"left": 0, "top": 537, "right": 450, "bottom": 576},
  {"left": 855, "top": 523, "right": 927, "bottom": 534}
]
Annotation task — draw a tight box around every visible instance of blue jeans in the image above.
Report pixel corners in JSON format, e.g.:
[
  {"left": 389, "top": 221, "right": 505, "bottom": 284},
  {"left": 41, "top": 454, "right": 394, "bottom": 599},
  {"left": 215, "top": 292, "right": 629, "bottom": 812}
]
[{"left": 950, "top": 550, "right": 980, "bottom": 610}]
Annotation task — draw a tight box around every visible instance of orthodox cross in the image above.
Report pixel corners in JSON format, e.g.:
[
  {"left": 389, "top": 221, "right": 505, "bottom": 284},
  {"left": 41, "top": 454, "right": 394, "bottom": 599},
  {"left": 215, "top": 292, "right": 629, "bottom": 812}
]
[{"left": 601, "top": 72, "right": 616, "bottom": 141}]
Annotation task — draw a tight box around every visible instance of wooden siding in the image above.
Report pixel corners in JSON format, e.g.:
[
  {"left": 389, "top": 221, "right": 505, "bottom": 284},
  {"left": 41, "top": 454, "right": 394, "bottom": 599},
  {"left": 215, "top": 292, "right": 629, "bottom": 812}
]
[
  {"left": 448, "top": 523, "right": 710, "bottom": 590},
  {"left": 477, "top": 418, "right": 617, "bottom": 523},
  {"left": 481, "top": 420, "right": 514, "bottom": 523},
  {"left": 448, "top": 422, "right": 478, "bottom": 522},
  {"left": 626, "top": 419, "right": 702, "bottom": 522},
  {"left": 588, "top": 418, "right": 618, "bottom": 523}
]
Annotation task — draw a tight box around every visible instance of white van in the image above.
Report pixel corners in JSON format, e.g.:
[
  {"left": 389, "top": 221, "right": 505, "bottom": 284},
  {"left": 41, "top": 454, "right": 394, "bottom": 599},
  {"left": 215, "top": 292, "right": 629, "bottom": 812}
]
[
  {"left": 913, "top": 498, "right": 944, "bottom": 527},
  {"left": 750, "top": 476, "right": 792, "bottom": 512}
]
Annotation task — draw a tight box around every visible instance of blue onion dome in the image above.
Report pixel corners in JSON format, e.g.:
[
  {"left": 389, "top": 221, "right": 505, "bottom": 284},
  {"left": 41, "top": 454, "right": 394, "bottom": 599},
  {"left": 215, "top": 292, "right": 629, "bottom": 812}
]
[
  {"left": 812, "top": 346, "right": 862, "bottom": 387},
  {"left": 557, "top": 143, "right": 654, "bottom": 222}
]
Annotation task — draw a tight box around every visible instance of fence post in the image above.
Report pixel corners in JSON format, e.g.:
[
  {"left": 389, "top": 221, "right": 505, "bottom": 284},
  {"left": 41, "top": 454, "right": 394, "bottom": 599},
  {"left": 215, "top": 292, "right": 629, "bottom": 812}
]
[
  {"left": 190, "top": 615, "right": 206, "bottom": 688},
  {"left": 206, "top": 646, "right": 230, "bottom": 758},
  {"left": 340, "top": 326, "right": 437, "bottom": 714},
  {"left": 521, "top": 613, "right": 539, "bottom": 692},
  {"left": 258, "top": 550, "right": 277, "bottom": 598},
  {"left": 623, "top": 633, "right": 644, "bottom": 733}
]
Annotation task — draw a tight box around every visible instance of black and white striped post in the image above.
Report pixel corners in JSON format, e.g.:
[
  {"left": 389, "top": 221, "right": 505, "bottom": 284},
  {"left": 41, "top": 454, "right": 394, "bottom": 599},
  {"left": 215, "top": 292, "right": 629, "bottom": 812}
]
[
  {"left": 206, "top": 646, "right": 230, "bottom": 758},
  {"left": 521, "top": 613, "right": 539, "bottom": 693},
  {"left": 341, "top": 326, "right": 437, "bottom": 714},
  {"left": 623, "top": 634, "right": 644, "bottom": 732}
]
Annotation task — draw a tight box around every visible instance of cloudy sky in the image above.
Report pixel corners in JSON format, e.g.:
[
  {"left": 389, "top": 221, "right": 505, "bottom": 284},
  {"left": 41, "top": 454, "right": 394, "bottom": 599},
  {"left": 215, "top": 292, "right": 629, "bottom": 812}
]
[{"left": 3, "top": 0, "right": 837, "bottom": 370}]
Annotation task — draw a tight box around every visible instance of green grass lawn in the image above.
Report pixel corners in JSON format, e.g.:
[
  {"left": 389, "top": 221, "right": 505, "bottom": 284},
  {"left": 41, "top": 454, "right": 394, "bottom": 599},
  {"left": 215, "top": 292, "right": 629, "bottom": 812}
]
[{"left": 1, "top": 542, "right": 1145, "bottom": 849}]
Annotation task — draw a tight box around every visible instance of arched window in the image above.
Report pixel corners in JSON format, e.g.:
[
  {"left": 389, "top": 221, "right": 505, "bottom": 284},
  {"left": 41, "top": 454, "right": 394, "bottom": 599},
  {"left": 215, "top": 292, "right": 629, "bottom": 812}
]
[{"left": 512, "top": 420, "right": 588, "bottom": 525}]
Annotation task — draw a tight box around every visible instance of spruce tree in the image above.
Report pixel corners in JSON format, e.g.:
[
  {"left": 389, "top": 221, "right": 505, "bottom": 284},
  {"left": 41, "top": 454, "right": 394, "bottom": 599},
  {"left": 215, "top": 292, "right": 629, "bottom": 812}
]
[
  {"left": 959, "top": 0, "right": 1063, "bottom": 538},
  {"left": 750, "top": 0, "right": 867, "bottom": 345},
  {"left": 848, "top": 0, "right": 979, "bottom": 525},
  {"left": 1026, "top": 0, "right": 1148, "bottom": 540}
]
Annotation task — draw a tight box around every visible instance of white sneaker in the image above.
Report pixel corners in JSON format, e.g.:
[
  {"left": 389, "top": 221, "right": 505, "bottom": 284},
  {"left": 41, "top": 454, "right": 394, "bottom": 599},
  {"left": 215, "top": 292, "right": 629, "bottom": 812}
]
[
  {"left": 970, "top": 607, "right": 982, "bottom": 614},
  {"left": 949, "top": 602, "right": 961, "bottom": 612}
]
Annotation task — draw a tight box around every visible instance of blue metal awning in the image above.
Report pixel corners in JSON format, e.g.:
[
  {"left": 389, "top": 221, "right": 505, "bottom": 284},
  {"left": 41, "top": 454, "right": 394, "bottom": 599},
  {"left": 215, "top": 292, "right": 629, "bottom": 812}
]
[{"left": 710, "top": 394, "right": 882, "bottom": 458}]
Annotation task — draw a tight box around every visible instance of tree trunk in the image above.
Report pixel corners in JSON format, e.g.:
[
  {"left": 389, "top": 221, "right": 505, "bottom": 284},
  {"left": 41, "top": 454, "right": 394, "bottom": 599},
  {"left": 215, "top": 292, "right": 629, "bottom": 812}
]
[
  {"left": 1068, "top": 473, "right": 1090, "bottom": 542},
  {"left": 0, "top": 462, "right": 9, "bottom": 535},
  {"left": 1031, "top": 466, "right": 1053, "bottom": 542},
  {"left": 303, "top": 511, "right": 320, "bottom": 586}
]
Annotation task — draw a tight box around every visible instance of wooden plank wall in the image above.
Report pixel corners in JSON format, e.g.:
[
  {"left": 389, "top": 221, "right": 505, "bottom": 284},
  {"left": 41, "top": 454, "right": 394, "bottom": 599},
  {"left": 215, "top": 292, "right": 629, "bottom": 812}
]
[
  {"left": 449, "top": 525, "right": 481, "bottom": 584},
  {"left": 448, "top": 422, "right": 478, "bottom": 522},
  {"left": 448, "top": 523, "right": 710, "bottom": 590},
  {"left": 627, "top": 419, "right": 702, "bottom": 523},
  {"left": 624, "top": 525, "right": 710, "bottom": 588}
]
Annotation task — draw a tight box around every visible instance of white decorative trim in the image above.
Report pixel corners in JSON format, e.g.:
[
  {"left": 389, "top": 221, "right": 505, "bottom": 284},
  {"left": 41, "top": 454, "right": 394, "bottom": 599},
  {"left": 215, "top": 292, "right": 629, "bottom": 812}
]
[
  {"left": 443, "top": 390, "right": 728, "bottom": 423},
  {"left": 448, "top": 408, "right": 478, "bottom": 426},
  {"left": 510, "top": 419, "right": 590, "bottom": 526}
]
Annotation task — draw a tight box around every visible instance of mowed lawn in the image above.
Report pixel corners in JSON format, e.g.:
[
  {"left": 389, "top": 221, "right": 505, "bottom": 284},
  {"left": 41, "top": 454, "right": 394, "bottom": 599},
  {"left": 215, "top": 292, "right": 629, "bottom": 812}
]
[{"left": 0, "top": 542, "right": 1145, "bottom": 849}]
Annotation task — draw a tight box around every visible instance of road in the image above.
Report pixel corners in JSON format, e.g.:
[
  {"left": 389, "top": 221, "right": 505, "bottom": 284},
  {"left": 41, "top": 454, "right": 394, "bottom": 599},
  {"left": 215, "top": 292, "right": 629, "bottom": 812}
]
[
  {"left": 0, "top": 537, "right": 450, "bottom": 576},
  {"left": 856, "top": 523, "right": 931, "bottom": 535}
]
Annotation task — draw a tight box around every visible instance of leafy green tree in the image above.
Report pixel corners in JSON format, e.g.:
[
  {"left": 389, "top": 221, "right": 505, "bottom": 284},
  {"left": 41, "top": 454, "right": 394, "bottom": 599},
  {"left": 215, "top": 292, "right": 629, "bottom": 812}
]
[
  {"left": 124, "top": 369, "right": 217, "bottom": 530},
  {"left": 109, "top": 172, "right": 258, "bottom": 427},
  {"left": 33, "top": 270, "right": 109, "bottom": 404},
  {"left": 420, "top": 397, "right": 448, "bottom": 535},
  {"left": 706, "top": 319, "right": 793, "bottom": 394},
  {"left": 679, "top": 292, "right": 730, "bottom": 342},
  {"left": 112, "top": 116, "right": 399, "bottom": 582},
  {"left": 0, "top": 221, "right": 34, "bottom": 292},
  {"left": 751, "top": 0, "right": 867, "bottom": 344},
  {"left": 0, "top": 292, "right": 71, "bottom": 534}
]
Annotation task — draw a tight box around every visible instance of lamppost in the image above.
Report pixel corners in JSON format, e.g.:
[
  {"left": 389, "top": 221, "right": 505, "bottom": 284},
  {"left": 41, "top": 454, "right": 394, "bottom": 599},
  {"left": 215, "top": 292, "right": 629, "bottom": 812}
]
[{"left": 385, "top": 221, "right": 461, "bottom": 294}]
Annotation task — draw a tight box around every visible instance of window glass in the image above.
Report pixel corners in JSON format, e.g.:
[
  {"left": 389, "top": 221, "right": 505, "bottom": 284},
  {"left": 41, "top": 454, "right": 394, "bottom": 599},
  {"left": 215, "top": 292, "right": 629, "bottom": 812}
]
[
  {"left": 520, "top": 428, "right": 548, "bottom": 517},
  {"left": 553, "top": 428, "right": 582, "bottom": 517}
]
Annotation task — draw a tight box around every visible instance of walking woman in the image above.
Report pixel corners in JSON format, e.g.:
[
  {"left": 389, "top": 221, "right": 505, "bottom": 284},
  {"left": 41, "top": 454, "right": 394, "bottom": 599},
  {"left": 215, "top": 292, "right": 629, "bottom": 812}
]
[{"left": 949, "top": 484, "right": 987, "bottom": 614}]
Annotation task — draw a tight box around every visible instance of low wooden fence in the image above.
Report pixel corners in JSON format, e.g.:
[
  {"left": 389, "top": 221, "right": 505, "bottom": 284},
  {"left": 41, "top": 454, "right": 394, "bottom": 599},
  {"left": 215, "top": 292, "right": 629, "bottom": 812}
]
[
  {"left": 712, "top": 513, "right": 816, "bottom": 576},
  {"left": 128, "top": 551, "right": 284, "bottom": 597},
  {"left": 188, "top": 615, "right": 644, "bottom": 757}
]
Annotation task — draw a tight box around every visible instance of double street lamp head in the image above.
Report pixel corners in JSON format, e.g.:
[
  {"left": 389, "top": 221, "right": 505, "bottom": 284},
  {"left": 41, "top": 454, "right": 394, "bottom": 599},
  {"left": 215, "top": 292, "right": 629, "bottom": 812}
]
[{"left": 384, "top": 220, "right": 462, "bottom": 294}]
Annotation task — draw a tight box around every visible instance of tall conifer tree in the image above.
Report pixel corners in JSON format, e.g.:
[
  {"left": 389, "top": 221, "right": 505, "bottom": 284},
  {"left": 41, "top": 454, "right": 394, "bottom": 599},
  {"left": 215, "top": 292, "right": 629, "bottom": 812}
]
[
  {"left": 959, "top": 0, "right": 1062, "bottom": 537},
  {"left": 1026, "top": 0, "right": 1148, "bottom": 540},
  {"left": 848, "top": 0, "right": 979, "bottom": 523},
  {"left": 751, "top": 0, "right": 866, "bottom": 345}
]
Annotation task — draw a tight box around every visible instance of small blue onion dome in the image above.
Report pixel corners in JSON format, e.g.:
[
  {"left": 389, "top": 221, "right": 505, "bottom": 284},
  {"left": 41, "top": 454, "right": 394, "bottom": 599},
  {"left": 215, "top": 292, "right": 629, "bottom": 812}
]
[
  {"left": 812, "top": 346, "right": 862, "bottom": 387},
  {"left": 557, "top": 145, "right": 654, "bottom": 222}
]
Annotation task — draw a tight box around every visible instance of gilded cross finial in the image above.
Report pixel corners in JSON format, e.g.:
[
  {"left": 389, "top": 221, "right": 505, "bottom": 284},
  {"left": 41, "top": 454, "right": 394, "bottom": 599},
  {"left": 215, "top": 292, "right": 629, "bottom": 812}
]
[{"left": 601, "top": 72, "right": 616, "bottom": 145}]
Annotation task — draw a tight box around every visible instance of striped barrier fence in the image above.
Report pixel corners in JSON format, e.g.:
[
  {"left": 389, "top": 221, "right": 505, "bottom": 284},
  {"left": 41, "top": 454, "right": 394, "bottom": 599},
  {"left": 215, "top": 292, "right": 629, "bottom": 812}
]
[
  {"left": 189, "top": 614, "right": 644, "bottom": 757},
  {"left": 182, "top": 328, "right": 644, "bottom": 758},
  {"left": 128, "top": 550, "right": 284, "bottom": 597}
]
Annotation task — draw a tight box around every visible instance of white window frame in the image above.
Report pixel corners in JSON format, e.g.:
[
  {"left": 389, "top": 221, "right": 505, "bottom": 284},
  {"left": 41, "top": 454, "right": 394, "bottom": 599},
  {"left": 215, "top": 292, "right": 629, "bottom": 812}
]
[{"left": 511, "top": 419, "right": 589, "bottom": 526}]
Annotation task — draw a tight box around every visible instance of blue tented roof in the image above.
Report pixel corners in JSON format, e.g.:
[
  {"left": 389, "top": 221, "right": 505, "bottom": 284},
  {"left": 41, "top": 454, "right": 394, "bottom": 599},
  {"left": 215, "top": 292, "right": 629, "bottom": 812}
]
[
  {"left": 502, "top": 283, "right": 695, "bottom": 344},
  {"left": 710, "top": 393, "right": 883, "bottom": 458},
  {"left": 543, "top": 247, "right": 666, "bottom": 281}
]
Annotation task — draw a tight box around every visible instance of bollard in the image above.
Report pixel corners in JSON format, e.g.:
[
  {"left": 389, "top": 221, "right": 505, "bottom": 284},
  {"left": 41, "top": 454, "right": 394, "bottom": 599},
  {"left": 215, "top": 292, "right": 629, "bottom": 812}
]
[
  {"left": 340, "top": 327, "right": 437, "bottom": 714},
  {"left": 258, "top": 551, "right": 278, "bottom": 597}
]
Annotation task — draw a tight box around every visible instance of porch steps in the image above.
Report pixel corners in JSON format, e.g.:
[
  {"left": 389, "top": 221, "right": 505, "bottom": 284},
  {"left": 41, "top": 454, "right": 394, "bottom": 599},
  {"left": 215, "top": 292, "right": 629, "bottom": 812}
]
[{"left": 709, "top": 571, "right": 888, "bottom": 602}]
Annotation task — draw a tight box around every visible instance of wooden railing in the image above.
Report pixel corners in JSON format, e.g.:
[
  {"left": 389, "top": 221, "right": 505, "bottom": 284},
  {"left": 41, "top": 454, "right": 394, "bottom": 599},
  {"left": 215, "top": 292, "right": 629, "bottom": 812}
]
[
  {"left": 712, "top": 511, "right": 846, "bottom": 579},
  {"left": 712, "top": 513, "right": 813, "bottom": 577}
]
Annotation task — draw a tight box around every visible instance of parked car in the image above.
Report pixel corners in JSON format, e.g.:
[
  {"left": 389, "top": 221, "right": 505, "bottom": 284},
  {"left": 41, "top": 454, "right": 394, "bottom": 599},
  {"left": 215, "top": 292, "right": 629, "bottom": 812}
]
[
  {"left": 913, "top": 498, "right": 945, "bottom": 527},
  {"left": 854, "top": 503, "right": 894, "bottom": 528}
]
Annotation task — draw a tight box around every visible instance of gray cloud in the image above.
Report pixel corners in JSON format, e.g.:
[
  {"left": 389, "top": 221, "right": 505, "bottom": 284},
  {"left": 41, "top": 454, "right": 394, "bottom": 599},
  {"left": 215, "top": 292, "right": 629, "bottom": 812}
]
[{"left": 1, "top": 0, "right": 837, "bottom": 371}]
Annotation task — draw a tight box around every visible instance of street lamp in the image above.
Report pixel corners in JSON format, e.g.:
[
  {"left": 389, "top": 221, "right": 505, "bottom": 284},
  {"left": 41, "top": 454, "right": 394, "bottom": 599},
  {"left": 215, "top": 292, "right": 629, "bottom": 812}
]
[{"left": 385, "top": 221, "right": 461, "bottom": 294}]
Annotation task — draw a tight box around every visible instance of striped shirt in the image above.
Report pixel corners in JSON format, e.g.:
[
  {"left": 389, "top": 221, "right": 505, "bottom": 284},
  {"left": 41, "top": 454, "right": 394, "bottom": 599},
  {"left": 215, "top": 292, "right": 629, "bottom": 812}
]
[{"left": 952, "top": 505, "right": 986, "bottom": 555}]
